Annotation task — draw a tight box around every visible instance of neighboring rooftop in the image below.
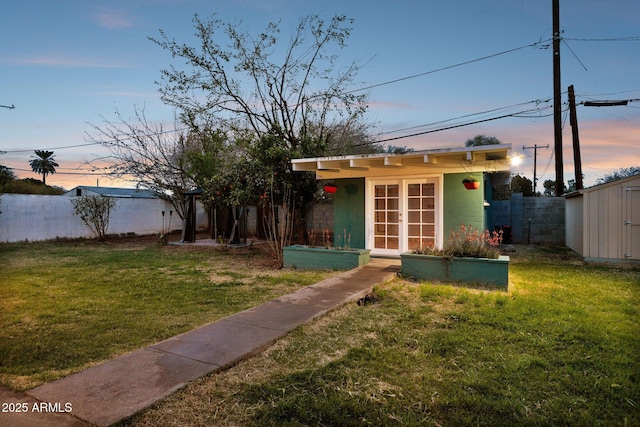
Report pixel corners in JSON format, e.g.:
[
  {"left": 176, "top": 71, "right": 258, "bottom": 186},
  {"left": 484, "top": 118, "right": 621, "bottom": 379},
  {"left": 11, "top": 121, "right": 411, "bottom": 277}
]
[{"left": 65, "top": 186, "right": 160, "bottom": 199}]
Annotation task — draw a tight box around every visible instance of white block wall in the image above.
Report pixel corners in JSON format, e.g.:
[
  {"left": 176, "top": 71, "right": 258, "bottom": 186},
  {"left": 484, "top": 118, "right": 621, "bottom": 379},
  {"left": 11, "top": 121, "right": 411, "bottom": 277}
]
[{"left": 0, "top": 194, "right": 207, "bottom": 243}]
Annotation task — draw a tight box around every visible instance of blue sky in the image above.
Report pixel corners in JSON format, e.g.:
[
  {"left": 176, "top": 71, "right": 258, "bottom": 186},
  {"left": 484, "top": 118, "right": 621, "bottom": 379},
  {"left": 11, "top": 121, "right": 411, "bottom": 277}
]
[{"left": 1, "top": 0, "right": 639, "bottom": 189}]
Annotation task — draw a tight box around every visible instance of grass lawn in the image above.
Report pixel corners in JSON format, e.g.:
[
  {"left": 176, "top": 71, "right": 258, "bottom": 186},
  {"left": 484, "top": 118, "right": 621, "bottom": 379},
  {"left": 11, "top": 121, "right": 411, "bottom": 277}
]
[
  {"left": 0, "top": 237, "right": 334, "bottom": 391},
  {"left": 122, "top": 246, "right": 640, "bottom": 427}
]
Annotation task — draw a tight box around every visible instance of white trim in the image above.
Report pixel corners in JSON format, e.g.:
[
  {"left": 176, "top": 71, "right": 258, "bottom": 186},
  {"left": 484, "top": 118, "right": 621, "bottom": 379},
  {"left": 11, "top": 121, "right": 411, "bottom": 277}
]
[
  {"left": 292, "top": 144, "right": 513, "bottom": 179},
  {"left": 366, "top": 174, "right": 443, "bottom": 256}
]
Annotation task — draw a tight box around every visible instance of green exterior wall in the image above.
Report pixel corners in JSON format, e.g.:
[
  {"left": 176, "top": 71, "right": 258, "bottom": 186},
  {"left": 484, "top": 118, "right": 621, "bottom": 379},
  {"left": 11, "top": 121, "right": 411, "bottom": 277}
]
[
  {"left": 329, "top": 174, "right": 488, "bottom": 251},
  {"left": 443, "top": 173, "right": 485, "bottom": 237},
  {"left": 332, "top": 178, "right": 366, "bottom": 249}
]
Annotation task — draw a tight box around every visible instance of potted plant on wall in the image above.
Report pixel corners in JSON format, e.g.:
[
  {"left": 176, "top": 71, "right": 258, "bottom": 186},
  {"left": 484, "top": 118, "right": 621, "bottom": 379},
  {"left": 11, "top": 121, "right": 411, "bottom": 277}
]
[
  {"left": 462, "top": 175, "right": 480, "bottom": 190},
  {"left": 323, "top": 182, "right": 338, "bottom": 194}
]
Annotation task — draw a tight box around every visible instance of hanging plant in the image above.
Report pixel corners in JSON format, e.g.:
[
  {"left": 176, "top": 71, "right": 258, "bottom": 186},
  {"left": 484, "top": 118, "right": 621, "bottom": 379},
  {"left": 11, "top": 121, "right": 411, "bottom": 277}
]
[
  {"left": 323, "top": 183, "right": 338, "bottom": 194},
  {"left": 462, "top": 176, "right": 480, "bottom": 190}
]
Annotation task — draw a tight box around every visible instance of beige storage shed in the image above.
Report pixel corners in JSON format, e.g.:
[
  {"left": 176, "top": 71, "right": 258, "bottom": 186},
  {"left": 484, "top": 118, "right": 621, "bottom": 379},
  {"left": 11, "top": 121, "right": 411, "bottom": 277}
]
[{"left": 566, "top": 175, "right": 640, "bottom": 262}]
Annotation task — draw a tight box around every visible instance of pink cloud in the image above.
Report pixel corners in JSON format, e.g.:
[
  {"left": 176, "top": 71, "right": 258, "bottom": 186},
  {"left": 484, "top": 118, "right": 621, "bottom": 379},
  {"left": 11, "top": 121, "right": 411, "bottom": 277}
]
[
  {"left": 6, "top": 55, "right": 129, "bottom": 68},
  {"left": 92, "top": 7, "right": 134, "bottom": 30}
]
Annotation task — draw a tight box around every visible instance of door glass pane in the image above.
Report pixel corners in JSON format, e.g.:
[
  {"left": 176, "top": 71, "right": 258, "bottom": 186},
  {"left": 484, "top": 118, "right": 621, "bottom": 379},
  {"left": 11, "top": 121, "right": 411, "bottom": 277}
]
[
  {"left": 387, "top": 237, "right": 399, "bottom": 249},
  {"left": 423, "top": 198, "right": 435, "bottom": 210},
  {"left": 408, "top": 184, "right": 420, "bottom": 197},
  {"left": 408, "top": 198, "right": 420, "bottom": 209},
  {"left": 423, "top": 184, "right": 434, "bottom": 196},
  {"left": 408, "top": 238, "right": 421, "bottom": 250}
]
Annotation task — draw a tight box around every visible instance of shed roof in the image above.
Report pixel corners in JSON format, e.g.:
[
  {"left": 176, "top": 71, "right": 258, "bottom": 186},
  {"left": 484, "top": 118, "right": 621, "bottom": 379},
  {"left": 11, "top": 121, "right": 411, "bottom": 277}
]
[
  {"left": 565, "top": 173, "right": 640, "bottom": 198},
  {"left": 292, "top": 144, "right": 513, "bottom": 179},
  {"left": 66, "top": 186, "right": 160, "bottom": 199}
]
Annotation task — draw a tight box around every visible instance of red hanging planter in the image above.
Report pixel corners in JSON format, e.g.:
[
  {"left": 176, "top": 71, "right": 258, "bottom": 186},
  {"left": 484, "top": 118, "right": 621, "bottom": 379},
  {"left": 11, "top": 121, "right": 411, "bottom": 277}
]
[
  {"left": 463, "top": 181, "right": 480, "bottom": 190},
  {"left": 323, "top": 185, "right": 338, "bottom": 194}
]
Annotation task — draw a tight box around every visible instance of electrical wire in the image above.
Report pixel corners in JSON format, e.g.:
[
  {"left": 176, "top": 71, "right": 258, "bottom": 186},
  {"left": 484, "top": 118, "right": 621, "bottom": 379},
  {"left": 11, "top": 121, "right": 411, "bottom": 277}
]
[
  {"left": 1, "top": 127, "right": 189, "bottom": 154},
  {"left": 358, "top": 103, "right": 556, "bottom": 146},
  {"left": 342, "top": 39, "right": 552, "bottom": 95},
  {"left": 563, "top": 36, "right": 640, "bottom": 42},
  {"left": 376, "top": 99, "right": 551, "bottom": 136}
]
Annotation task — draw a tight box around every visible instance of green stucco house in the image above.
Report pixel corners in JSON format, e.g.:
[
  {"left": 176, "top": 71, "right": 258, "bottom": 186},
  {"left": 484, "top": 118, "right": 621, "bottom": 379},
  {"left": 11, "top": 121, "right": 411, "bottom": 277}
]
[{"left": 292, "top": 144, "right": 513, "bottom": 257}]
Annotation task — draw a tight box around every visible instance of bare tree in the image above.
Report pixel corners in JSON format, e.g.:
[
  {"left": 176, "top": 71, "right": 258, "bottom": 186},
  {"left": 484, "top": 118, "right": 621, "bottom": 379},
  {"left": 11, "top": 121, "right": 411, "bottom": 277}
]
[
  {"left": 149, "top": 13, "right": 369, "bottom": 260},
  {"left": 150, "top": 13, "right": 368, "bottom": 153},
  {"left": 87, "top": 108, "right": 197, "bottom": 219}
]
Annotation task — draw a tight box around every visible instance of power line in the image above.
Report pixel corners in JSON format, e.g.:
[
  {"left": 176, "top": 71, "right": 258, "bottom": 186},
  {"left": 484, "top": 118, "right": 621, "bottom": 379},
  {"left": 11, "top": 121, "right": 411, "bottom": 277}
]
[
  {"left": 8, "top": 167, "right": 122, "bottom": 177},
  {"left": 376, "top": 99, "right": 551, "bottom": 137},
  {"left": 344, "top": 39, "right": 552, "bottom": 95},
  {"left": 3, "top": 142, "right": 103, "bottom": 154},
  {"left": 358, "top": 103, "right": 556, "bottom": 146},
  {"left": 563, "top": 36, "right": 640, "bottom": 42},
  {"left": 1, "top": 127, "right": 190, "bottom": 154}
]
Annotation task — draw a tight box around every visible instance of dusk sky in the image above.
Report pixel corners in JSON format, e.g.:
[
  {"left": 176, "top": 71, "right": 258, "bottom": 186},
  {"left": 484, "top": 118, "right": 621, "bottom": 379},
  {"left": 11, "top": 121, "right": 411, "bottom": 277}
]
[{"left": 1, "top": 0, "right": 639, "bottom": 190}]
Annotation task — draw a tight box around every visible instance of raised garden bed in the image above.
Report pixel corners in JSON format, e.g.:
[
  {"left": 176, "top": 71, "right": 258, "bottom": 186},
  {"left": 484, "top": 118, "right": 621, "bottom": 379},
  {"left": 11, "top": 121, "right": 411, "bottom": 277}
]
[
  {"left": 401, "top": 252, "right": 509, "bottom": 289},
  {"left": 283, "top": 245, "right": 371, "bottom": 270}
]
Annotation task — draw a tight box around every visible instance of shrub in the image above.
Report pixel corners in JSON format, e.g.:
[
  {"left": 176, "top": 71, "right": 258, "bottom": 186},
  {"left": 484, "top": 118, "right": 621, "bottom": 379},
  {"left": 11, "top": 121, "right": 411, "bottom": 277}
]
[{"left": 70, "top": 195, "right": 116, "bottom": 241}]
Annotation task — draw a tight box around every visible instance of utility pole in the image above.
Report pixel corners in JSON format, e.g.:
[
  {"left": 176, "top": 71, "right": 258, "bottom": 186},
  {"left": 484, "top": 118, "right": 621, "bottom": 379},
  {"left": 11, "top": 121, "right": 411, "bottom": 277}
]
[
  {"left": 568, "top": 85, "right": 583, "bottom": 190},
  {"left": 523, "top": 144, "right": 549, "bottom": 195},
  {"left": 553, "top": 0, "right": 564, "bottom": 196}
]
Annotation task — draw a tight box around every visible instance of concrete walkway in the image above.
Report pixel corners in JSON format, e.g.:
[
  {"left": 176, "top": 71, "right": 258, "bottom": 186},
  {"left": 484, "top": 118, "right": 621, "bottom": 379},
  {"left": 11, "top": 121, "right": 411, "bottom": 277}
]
[{"left": 10, "top": 258, "right": 399, "bottom": 427}]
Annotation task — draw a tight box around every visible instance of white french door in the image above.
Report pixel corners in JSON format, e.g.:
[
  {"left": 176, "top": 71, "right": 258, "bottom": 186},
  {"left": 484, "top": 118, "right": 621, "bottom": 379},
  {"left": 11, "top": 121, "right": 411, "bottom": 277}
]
[
  {"left": 368, "top": 178, "right": 440, "bottom": 256},
  {"left": 372, "top": 182, "right": 400, "bottom": 255},
  {"left": 406, "top": 180, "right": 437, "bottom": 251}
]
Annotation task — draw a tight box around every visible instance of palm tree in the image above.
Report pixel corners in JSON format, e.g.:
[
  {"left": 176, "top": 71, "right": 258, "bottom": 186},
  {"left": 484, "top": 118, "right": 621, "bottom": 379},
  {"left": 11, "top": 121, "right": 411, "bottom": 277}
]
[{"left": 29, "top": 150, "right": 59, "bottom": 185}]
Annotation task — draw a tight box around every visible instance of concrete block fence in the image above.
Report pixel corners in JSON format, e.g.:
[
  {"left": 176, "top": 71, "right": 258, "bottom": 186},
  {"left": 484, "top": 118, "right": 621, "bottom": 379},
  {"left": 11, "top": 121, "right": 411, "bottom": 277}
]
[
  {"left": 490, "top": 194, "right": 565, "bottom": 245},
  {"left": 0, "top": 194, "right": 207, "bottom": 243}
]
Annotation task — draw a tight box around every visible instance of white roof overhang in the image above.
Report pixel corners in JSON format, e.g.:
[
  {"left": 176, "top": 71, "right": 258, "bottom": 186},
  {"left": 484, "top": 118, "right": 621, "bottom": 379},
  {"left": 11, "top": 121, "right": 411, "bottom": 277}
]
[{"left": 292, "top": 144, "right": 513, "bottom": 179}]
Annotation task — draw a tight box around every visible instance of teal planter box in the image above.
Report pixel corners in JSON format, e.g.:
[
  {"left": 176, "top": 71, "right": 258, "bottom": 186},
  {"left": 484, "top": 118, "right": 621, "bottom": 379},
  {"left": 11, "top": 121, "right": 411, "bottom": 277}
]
[
  {"left": 401, "top": 252, "right": 509, "bottom": 289},
  {"left": 284, "top": 245, "right": 371, "bottom": 270}
]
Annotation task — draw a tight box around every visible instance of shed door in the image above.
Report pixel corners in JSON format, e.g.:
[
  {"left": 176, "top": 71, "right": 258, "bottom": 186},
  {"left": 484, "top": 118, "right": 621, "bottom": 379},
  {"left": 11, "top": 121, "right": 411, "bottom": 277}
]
[
  {"left": 406, "top": 181, "right": 436, "bottom": 251},
  {"left": 373, "top": 183, "right": 400, "bottom": 254},
  {"left": 625, "top": 187, "right": 640, "bottom": 259},
  {"left": 368, "top": 178, "right": 440, "bottom": 256}
]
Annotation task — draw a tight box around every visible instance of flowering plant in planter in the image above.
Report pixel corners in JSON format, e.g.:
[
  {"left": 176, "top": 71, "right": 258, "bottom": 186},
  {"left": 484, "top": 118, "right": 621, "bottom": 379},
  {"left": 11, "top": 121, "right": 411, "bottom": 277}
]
[
  {"left": 414, "top": 224, "right": 503, "bottom": 259},
  {"left": 405, "top": 224, "right": 507, "bottom": 288}
]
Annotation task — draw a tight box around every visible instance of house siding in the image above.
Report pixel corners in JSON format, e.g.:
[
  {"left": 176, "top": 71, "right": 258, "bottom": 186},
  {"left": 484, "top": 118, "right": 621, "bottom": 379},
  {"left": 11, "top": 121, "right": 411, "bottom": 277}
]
[
  {"left": 443, "top": 172, "right": 484, "bottom": 236},
  {"left": 332, "top": 178, "right": 366, "bottom": 249},
  {"left": 330, "top": 174, "right": 491, "bottom": 252}
]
